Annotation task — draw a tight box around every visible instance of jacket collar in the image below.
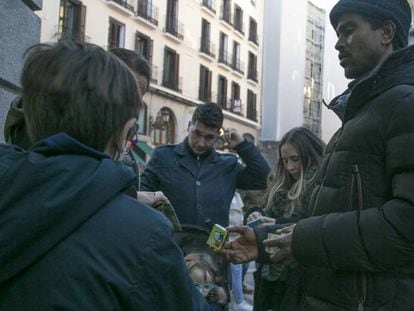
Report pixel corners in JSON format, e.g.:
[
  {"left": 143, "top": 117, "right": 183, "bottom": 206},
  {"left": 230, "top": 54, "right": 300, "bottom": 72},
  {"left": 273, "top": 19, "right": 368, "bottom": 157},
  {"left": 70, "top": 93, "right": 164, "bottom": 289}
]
[
  {"left": 328, "top": 45, "right": 414, "bottom": 123},
  {"left": 174, "top": 137, "right": 220, "bottom": 163},
  {"left": 173, "top": 138, "right": 220, "bottom": 178}
]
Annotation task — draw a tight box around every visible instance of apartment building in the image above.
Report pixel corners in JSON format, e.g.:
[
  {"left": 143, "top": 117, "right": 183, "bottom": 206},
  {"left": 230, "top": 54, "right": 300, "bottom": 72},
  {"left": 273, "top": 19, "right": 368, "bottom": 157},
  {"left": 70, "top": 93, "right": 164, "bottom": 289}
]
[
  {"left": 38, "top": 0, "right": 263, "bottom": 164},
  {"left": 261, "top": 0, "right": 346, "bottom": 144},
  {"left": 303, "top": 2, "right": 325, "bottom": 137}
]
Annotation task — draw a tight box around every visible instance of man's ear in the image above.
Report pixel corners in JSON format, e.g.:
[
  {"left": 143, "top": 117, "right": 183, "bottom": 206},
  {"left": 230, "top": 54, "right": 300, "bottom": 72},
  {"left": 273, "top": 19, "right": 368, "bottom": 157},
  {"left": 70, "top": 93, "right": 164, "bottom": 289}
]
[{"left": 382, "top": 20, "right": 396, "bottom": 46}]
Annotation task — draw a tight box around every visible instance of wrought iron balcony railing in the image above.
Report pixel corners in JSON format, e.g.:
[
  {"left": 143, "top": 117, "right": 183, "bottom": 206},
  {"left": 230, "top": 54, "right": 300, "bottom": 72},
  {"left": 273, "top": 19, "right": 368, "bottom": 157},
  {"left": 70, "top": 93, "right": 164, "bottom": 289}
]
[{"left": 137, "top": 1, "right": 159, "bottom": 26}]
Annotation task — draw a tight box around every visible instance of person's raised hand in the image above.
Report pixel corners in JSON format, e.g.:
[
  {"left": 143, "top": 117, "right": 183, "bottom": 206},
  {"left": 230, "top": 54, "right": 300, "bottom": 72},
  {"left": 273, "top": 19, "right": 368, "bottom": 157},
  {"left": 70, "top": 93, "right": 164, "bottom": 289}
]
[
  {"left": 225, "top": 129, "right": 244, "bottom": 149},
  {"left": 222, "top": 226, "right": 258, "bottom": 264}
]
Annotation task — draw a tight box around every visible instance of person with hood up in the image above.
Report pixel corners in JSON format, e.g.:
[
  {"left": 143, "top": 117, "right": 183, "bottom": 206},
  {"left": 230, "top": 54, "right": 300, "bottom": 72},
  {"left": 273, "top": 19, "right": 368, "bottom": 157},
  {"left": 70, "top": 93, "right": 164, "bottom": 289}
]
[{"left": 0, "top": 42, "right": 208, "bottom": 310}]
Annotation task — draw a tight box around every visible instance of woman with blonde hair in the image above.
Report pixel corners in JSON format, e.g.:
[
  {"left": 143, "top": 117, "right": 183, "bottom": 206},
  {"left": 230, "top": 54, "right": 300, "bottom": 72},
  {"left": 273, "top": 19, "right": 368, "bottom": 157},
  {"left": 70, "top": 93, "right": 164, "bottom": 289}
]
[{"left": 247, "top": 127, "right": 324, "bottom": 311}]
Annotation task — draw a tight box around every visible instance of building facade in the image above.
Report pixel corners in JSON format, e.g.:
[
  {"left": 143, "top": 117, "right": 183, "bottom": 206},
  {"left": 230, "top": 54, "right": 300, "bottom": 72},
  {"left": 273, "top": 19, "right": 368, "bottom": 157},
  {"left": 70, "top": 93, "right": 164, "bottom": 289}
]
[
  {"left": 261, "top": 0, "right": 327, "bottom": 142},
  {"left": 0, "top": 0, "right": 43, "bottom": 143},
  {"left": 38, "top": 0, "right": 264, "bottom": 163},
  {"left": 303, "top": 2, "right": 325, "bottom": 137}
]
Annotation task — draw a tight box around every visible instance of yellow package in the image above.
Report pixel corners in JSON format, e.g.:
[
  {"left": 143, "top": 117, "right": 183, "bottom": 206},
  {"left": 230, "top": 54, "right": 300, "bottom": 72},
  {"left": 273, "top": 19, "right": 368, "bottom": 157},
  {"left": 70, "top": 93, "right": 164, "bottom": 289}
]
[{"left": 206, "top": 224, "right": 229, "bottom": 252}]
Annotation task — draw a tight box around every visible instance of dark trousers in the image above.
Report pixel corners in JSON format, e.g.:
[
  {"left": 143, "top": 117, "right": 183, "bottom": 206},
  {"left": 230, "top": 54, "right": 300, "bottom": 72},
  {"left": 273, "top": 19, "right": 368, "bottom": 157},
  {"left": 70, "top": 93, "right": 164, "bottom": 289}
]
[{"left": 253, "top": 270, "right": 286, "bottom": 311}]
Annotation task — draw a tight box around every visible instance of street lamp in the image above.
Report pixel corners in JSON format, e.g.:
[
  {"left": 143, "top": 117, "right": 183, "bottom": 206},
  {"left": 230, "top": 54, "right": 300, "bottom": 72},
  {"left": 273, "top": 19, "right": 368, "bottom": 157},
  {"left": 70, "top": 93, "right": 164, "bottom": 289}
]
[{"left": 161, "top": 110, "right": 170, "bottom": 123}]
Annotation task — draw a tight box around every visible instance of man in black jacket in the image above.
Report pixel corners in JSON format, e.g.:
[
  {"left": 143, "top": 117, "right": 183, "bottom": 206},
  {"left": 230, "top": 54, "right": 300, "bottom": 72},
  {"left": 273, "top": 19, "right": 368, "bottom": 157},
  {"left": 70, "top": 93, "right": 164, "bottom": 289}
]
[
  {"left": 224, "top": 0, "right": 414, "bottom": 310},
  {"left": 140, "top": 103, "right": 270, "bottom": 227},
  {"left": 0, "top": 42, "right": 208, "bottom": 310}
]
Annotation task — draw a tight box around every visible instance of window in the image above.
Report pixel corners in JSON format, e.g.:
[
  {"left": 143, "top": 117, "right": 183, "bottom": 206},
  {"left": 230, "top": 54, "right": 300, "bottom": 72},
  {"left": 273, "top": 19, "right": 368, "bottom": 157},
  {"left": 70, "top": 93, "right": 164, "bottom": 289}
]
[
  {"left": 247, "top": 52, "right": 257, "bottom": 82},
  {"left": 135, "top": 31, "right": 156, "bottom": 83},
  {"left": 163, "top": 47, "right": 180, "bottom": 92},
  {"left": 199, "top": 65, "right": 212, "bottom": 102},
  {"left": 137, "top": 0, "right": 159, "bottom": 26},
  {"left": 165, "top": 0, "right": 183, "bottom": 39},
  {"left": 135, "top": 31, "right": 153, "bottom": 64},
  {"left": 231, "top": 82, "right": 241, "bottom": 114},
  {"left": 108, "top": 18, "right": 125, "bottom": 49},
  {"left": 152, "top": 108, "right": 175, "bottom": 145},
  {"left": 233, "top": 4, "right": 243, "bottom": 34},
  {"left": 248, "top": 17, "right": 258, "bottom": 45},
  {"left": 247, "top": 90, "right": 257, "bottom": 121},
  {"left": 217, "top": 75, "right": 228, "bottom": 109},
  {"left": 202, "top": 0, "right": 215, "bottom": 13},
  {"left": 221, "top": 0, "right": 231, "bottom": 24},
  {"left": 232, "top": 41, "right": 243, "bottom": 73},
  {"left": 58, "top": 0, "right": 86, "bottom": 42},
  {"left": 219, "top": 32, "right": 229, "bottom": 65},
  {"left": 200, "top": 19, "right": 213, "bottom": 57}
]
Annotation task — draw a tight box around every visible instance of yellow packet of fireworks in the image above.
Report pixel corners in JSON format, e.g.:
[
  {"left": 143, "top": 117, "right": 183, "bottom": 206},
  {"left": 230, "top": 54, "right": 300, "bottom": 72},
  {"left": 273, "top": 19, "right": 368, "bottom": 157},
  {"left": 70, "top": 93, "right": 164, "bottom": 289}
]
[
  {"left": 207, "top": 224, "right": 229, "bottom": 252},
  {"left": 265, "top": 233, "right": 280, "bottom": 254}
]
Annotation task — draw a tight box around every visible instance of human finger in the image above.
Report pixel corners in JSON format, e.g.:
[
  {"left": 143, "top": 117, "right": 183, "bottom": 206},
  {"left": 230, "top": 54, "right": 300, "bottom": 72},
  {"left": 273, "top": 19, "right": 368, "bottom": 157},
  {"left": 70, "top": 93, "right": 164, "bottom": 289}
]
[
  {"left": 223, "top": 240, "right": 233, "bottom": 250},
  {"left": 263, "top": 236, "right": 283, "bottom": 247},
  {"left": 276, "top": 224, "right": 296, "bottom": 234},
  {"left": 269, "top": 248, "right": 290, "bottom": 264},
  {"left": 225, "top": 225, "right": 249, "bottom": 234}
]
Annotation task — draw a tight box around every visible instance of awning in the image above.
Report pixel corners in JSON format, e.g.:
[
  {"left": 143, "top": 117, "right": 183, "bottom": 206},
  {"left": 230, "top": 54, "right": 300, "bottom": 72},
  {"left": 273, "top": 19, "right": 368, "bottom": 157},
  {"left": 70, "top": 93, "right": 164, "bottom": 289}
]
[{"left": 137, "top": 141, "right": 153, "bottom": 156}]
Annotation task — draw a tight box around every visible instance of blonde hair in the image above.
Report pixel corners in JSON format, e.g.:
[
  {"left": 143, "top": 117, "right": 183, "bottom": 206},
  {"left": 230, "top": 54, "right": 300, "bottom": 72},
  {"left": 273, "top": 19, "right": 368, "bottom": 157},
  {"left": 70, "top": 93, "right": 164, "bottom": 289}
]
[{"left": 263, "top": 127, "right": 324, "bottom": 213}]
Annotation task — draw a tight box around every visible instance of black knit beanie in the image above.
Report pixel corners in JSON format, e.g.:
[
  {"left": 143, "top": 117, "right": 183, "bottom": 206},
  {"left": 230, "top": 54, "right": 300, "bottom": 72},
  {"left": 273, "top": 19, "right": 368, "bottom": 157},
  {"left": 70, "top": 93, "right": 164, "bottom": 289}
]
[{"left": 330, "top": 0, "right": 412, "bottom": 49}]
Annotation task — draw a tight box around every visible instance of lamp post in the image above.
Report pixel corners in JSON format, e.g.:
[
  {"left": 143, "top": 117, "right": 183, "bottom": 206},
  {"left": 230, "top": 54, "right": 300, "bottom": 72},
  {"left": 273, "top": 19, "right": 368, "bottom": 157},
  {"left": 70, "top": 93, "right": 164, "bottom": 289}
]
[{"left": 161, "top": 110, "right": 170, "bottom": 143}]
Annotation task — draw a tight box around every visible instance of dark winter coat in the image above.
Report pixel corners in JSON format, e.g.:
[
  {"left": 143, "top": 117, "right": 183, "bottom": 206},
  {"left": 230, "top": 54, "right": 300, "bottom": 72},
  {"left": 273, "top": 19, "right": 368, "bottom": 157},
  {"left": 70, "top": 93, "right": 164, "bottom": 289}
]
[
  {"left": 291, "top": 45, "right": 414, "bottom": 310},
  {"left": 140, "top": 138, "right": 270, "bottom": 227},
  {"left": 0, "top": 134, "right": 208, "bottom": 311}
]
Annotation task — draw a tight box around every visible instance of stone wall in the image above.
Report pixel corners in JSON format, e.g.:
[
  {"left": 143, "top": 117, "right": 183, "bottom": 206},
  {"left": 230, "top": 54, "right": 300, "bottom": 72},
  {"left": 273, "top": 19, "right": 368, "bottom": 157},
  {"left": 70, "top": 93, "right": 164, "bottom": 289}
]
[{"left": 0, "top": 0, "right": 42, "bottom": 142}]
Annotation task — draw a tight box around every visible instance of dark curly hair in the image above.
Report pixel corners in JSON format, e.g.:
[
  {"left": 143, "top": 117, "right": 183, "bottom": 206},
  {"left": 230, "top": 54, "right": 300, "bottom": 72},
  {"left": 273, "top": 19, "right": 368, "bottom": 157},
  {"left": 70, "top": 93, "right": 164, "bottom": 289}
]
[{"left": 191, "top": 103, "right": 223, "bottom": 129}]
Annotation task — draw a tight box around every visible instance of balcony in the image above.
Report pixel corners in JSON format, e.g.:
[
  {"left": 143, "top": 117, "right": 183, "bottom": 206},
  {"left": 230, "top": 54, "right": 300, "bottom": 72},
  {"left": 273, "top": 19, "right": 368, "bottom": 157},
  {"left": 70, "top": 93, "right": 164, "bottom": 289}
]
[
  {"left": 201, "top": 0, "right": 216, "bottom": 14},
  {"left": 199, "top": 87, "right": 212, "bottom": 102},
  {"left": 217, "top": 95, "right": 230, "bottom": 110},
  {"left": 136, "top": 1, "right": 159, "bottom": 27},
  {"left": 232, "top": 57, "right": 245, "bottom": 76},
  {"left": 164, "top": 17, "right": 184, "bottom": 40},
  {"left": 218, "top": 51, "right": 232, "bottom": 69},
  {"left": 247, "top": 69, "right": 258, "bottom": 83},
  {"left": 220, "top": 6, "right": 232, "bottom": 27},
  {"left": 162, "top": 71, "right": 183, "bottom": 93},
  {"left": 233, "top": 19, "right": 244, "bottom": 36},
  {"left": 200, "top": 37, "right": 216, "bottom": 60},
  {"left": 57, "top": 25, "right": 89, "bottom": 43},
  {"left": 246, "top": 107, "right": 257, "bottom": 122},
  {"left": 106, "top": 0, "right": 135, "bottom": 16},
  {"left": 248, "top": 32, "right": 259, "bottom": 46}
]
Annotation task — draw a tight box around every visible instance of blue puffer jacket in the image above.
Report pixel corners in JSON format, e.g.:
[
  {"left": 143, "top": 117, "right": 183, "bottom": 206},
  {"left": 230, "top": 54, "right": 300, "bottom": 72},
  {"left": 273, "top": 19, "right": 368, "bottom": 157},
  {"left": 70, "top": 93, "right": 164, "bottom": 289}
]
[
  {"left": 0, "top": 134, "right": 208, "bottom": 311},
  {"left": 140, "top": 139, "right": 270, "bottom": 227}
]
